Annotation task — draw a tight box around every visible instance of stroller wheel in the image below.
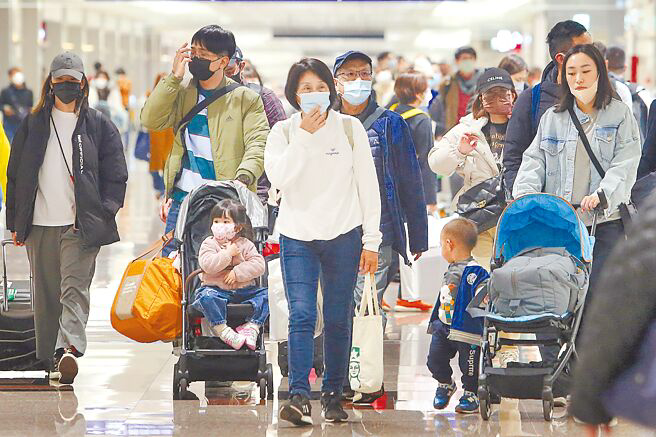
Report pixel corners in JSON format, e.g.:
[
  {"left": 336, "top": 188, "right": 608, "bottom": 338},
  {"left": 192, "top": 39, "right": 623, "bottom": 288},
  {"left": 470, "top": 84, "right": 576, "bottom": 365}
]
[
  {"left": 542, "top": 388, "right": 554, "bottom": 421},
  {"left": 266, "top": 364, "right": 274, "bottom": 401},
  {"left": 479, "top": 387, "right": 491, "bottom": 421},
  {"left": 259, "top": 377, "right": 267, "bottom": 401}
]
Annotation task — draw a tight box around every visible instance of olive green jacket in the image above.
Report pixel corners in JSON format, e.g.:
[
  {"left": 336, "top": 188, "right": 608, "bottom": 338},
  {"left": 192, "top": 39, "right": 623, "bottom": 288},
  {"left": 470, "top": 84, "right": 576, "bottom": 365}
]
[{"left": 140, "top": 73, "right": 269, "bottom": 195}]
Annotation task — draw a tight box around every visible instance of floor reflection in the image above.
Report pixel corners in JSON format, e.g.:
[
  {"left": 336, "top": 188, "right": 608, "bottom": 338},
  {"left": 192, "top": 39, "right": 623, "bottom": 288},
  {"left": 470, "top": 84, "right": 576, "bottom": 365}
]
[{"left": 0, "top": 160, "right": 653, "bottom": 436}]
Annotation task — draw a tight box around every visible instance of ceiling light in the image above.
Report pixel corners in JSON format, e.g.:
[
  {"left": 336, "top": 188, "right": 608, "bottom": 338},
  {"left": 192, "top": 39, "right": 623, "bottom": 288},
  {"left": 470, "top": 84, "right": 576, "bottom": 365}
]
[{"left": 415, "top": 29, "right": 471, "bottom": 49}]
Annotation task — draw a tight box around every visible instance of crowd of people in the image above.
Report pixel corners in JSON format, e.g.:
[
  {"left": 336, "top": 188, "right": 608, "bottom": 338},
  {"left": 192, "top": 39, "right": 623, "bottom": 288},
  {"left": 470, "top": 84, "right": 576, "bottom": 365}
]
[{"left": 2, "top": 17, "right": 656, "bottom": 433}]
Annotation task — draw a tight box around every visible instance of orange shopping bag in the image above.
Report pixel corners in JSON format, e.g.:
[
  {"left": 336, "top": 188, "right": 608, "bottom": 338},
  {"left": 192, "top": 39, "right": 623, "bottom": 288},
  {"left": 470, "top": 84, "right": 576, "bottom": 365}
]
[{"left": 111, "top": 232, "right": 182, "bottom": 342}]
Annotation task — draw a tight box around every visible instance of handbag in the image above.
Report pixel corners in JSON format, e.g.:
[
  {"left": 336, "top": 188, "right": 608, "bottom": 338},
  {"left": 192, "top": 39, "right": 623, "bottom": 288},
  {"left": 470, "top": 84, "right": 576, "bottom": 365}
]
[
  {"left": 603, "top": 319, "right": 656, "bottom": 427},
  {"left": 349, "top": 274, "right": 384, "bottom": 394},
  {"left": 456, "top": 172, "right": 506, "bottom": 233},
  {"left": 110, "top": 231, "right": 183, "bottom": 343},
  {"left": 568, "top": 106, "right": 637, "bottom": 228},
  {"left": 134, "top": 130, "right": 150, "bottom": 162}
]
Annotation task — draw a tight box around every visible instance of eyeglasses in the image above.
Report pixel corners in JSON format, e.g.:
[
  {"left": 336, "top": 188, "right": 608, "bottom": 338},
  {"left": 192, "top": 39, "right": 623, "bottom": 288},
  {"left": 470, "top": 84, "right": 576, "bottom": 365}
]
[{"left": 337, "top": 70, "right": 373, "bottom": 81}]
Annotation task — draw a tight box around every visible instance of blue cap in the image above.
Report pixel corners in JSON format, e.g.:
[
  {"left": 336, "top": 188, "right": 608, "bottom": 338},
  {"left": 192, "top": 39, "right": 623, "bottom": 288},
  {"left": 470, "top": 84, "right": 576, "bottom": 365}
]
[{"left": 333, "top": 51, "right": 372, "bottom": 76}]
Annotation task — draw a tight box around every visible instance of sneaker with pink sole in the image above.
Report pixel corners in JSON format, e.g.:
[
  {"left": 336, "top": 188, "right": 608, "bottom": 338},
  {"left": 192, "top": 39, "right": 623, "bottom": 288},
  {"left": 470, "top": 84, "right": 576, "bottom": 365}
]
[
  {"left": 216, "top": 326, "right": 246, "bottom": 350},
  {"left": 236, "top": 324, "right": 260, "bottom": 350}
]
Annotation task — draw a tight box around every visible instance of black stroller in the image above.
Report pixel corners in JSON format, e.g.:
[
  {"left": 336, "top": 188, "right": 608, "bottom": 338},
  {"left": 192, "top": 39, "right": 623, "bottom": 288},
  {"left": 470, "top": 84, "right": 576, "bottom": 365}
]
[
  {"left": 172, "top": 181, "right": 273, "bottom": 400},
  {"left": 477, "top": 193, "right": 601, "bottom": 421}
]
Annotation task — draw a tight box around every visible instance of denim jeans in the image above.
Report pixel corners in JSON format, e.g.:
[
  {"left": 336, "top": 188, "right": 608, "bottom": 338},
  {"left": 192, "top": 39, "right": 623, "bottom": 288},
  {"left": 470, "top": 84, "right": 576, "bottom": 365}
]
[
  {"left": 191, "top": 285, "right": 270, "bottom": 326},
  {"left": 280, "top": 227, "right": 362, "bottom": 398},
  {"left": 427, "top": 320, "right": 480, "bottom": 392},
  {"left": 162, "top": 199, "right": 182, "bottom": 257},
  {"left": 353, "top": 245, "right": 393, "bottom": 328}
]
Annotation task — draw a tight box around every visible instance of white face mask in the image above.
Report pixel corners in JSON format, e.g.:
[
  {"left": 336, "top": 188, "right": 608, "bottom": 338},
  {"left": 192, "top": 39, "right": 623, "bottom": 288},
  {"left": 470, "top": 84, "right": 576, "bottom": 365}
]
[
  {"left": 95, "top": 78, "right": 108, "bottom": 89},
  {"left": 11, "top": 72, "right": 24, "bottom": 86},
  {"left": 513, "top": 80, "right": 526, "bottom": 92},
  {"left": 570, "top": 78, "right": 598, "bottom": 105}
]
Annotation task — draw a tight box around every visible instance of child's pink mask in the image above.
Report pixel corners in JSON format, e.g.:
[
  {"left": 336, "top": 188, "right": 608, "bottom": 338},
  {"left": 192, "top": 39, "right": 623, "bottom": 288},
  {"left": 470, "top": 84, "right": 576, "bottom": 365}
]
[{"left": 211, "top": 223, "right": 237, "bottom": 244}]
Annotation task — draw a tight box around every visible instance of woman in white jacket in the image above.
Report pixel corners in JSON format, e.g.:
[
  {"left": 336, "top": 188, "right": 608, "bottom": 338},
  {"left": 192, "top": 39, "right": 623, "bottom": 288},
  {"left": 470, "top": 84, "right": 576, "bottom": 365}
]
[
  {"left": 265, "top": 58, "right": 381, "bottom": 426},
  {"left": 428, "top": 68, "right": 516, "bottom": 268}
]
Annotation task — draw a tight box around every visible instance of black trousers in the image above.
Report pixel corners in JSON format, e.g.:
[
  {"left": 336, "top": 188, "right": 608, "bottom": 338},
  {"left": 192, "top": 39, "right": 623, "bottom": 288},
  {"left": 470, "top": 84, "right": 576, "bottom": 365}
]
[{"left": 427, "top": 320, "right": 480, "bottom": 392}]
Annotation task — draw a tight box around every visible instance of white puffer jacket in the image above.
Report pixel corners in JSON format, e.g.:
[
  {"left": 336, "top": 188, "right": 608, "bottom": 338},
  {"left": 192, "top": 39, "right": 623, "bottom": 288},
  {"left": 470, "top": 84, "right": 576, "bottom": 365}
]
[{"left": 428, "top": 113, "right": 500, "bottom": 209}]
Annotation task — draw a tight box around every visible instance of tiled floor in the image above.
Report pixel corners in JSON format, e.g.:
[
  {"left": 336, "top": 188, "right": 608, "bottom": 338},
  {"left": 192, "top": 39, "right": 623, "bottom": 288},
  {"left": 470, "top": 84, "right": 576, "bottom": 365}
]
[{"left": 0, "top": 159, "right": 653, "bottom": 436}]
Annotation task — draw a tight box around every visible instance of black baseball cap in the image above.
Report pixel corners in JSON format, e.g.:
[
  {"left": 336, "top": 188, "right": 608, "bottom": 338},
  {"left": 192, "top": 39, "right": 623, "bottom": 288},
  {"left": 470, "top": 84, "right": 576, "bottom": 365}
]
[
  {"left": 476, "top": 67, "right": 514, "bottom": 94},
  {"left": 333, "top": 51, "right": 372, "bottom": 75}
]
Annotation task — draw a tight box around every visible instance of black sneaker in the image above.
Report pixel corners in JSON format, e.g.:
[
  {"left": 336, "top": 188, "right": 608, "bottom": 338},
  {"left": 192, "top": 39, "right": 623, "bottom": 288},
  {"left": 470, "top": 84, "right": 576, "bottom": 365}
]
[
  {"left": 279, "top": 394, "right": 313, "bottom": 426},
  {"left": 352, "top": 385, "right": 385, "bottom": 405},
  {"left": 321, "top": 392, "right": 348, "bottom": 423},
  {"left": 58, "top": 347, "right": 79, "bottom": 385}
]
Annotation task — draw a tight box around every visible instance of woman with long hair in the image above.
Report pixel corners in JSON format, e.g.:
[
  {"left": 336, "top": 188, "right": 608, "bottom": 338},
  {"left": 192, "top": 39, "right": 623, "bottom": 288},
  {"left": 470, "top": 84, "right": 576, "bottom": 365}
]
[
  {"left": 6, "top": 52, "right": 127, "bottom": 385},
  {"left": 429, "top": 68, "right": 517, "bottom": 268},
  {"left": 514, "top": 43, "right": 639, "bottom": 306}
]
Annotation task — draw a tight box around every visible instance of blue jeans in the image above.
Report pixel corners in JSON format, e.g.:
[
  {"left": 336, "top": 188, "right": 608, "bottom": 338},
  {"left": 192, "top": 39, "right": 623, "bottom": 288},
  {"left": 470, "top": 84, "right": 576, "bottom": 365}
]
[
  {"left": 162, "top": 200, "right": 181, "bottom": 257},
  {"left": 191, "top": 285, "right": 270, "bottom": 326},
  {"left": 427, "top": 320, "right": 480, "bottom": 393},
  {"left": 280, "top": 227, "right": 362, "bottom": 398}
]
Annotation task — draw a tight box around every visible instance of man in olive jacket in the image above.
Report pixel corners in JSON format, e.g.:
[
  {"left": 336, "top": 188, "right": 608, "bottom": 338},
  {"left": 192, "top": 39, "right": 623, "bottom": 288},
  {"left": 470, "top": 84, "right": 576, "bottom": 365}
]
[{"left": 141, "top": 25, "right": 269, "bottom": 251}]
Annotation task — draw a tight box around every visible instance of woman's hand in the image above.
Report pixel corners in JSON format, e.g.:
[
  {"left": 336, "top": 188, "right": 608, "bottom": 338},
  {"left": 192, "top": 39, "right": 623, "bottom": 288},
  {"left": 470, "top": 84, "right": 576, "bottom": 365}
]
[
  {"left": 11, "top": 232, "right": 23, "bottom": 247},
  {"left": 299, "top": 106, "right": 327, "bottom": 134},
  {"left": 457, "top": 132, "right": 478, "bottom": 155},
  {"left": 159, "top": 198, "right": 172, "bottom": 223},
  {"left": 359, "top": 250, "right": 378, "bottom": 275},
  {"left": 225, "top": 270, "right": 237, "bottom": 286},
  {"left": 581, "top": 193, "right": 601, "bottom": 212}
]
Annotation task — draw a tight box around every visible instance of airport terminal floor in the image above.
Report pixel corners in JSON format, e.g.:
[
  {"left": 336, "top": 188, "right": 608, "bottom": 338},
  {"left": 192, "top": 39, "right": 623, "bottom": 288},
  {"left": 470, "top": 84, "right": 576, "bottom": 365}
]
[{"left": 0, "top": 160, "right": 651, "bottom": 437}]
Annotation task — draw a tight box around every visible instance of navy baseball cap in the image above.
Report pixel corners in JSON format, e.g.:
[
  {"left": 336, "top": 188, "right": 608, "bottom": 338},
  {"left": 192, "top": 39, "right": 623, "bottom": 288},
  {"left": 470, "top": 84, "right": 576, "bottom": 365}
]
[{"left": 333, "top": 51, "right": 372, "bottom": 75}]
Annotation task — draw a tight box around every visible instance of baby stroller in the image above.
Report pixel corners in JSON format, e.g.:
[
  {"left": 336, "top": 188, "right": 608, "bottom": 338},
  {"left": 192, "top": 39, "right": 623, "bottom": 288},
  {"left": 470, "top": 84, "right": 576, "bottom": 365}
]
[
  {"left": 477, "top": 193, "right": 600, "bottom": 421},
  {"left": 172, "top": 181, "right": 274, "bottom": 400}
]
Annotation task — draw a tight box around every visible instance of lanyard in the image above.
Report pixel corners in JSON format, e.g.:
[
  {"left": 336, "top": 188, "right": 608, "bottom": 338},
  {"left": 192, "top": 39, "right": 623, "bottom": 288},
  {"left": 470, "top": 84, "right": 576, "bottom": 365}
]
[{"left": 50, "top": 114, "right": 75, "bottom": 184}]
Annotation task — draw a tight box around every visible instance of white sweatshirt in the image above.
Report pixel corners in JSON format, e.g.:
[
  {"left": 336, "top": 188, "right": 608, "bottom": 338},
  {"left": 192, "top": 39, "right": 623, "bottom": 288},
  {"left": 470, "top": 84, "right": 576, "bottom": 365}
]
[{"left": 265, "top": 110, "right": 382, "bottom": 252}]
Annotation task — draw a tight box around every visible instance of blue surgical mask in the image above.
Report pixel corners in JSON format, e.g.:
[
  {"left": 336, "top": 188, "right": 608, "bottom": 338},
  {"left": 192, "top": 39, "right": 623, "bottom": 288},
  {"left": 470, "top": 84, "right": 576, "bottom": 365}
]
[
  {"left": 298, "top": 91, "right": 331, "bottom": 114},
  {"left": 341, "top": 79, "right": 372, "bottom": 106}
]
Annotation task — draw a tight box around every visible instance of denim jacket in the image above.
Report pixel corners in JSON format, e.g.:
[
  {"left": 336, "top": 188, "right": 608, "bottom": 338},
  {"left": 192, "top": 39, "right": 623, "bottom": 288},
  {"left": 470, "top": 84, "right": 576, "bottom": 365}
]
[{"left": 513, "top": 99, "right": 641, "bottom": 218}]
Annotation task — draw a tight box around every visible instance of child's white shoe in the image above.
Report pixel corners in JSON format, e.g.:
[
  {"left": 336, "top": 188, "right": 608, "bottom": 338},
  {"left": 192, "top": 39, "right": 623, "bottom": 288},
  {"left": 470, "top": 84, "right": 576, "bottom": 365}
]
[
  {"left": 236, "top": 323, "right": 259, "bottom": 350},
  {"left": 216, "top": 326, "right": 246, "bottom": 350}
]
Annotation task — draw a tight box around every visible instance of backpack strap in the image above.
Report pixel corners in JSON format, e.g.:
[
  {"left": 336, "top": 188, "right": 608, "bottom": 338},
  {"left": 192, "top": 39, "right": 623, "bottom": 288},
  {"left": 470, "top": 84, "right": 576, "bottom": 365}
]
[
  {"left": 344, "top": 117, "right": 354, "bottom": 149},
  {"left": 531, "top": 83, "right": 542, "bottom": 132},
  {"left": 400, "top": 108, "right": 427, "bottom": 120},
  {"left": 362, "top": 106, "right": 386, "bottom": 130},
  {"left": 175, "top": 83, "right": 241, "bottom": 133}
]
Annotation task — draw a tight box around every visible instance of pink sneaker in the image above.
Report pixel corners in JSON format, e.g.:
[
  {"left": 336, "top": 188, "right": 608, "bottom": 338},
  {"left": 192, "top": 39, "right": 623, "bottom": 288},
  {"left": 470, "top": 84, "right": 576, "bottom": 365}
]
[
  {"left": 236, "top": 324, "right": 260, "bottom": 351},
  {"left": 216, "top": 326, "right": 246, "bottom": 350}
]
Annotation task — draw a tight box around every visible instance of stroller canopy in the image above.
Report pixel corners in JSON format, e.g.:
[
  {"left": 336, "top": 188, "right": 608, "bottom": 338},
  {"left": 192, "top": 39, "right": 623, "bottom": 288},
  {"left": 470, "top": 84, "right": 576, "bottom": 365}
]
[{"left": 494, "top": 194, "right": 593, "bottom": 263}]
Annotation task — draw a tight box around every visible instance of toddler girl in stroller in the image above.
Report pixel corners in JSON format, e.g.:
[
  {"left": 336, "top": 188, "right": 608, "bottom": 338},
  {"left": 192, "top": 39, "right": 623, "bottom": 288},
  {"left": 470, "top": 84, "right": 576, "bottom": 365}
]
[{"left": 191, "top": 199, "right": 269, "bottom": 350}]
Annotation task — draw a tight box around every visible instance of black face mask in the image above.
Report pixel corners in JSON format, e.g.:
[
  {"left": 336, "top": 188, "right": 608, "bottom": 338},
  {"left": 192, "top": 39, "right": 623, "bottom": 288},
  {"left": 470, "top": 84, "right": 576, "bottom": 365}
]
[
  {"left": 53, "top": 82, "right": 81, "bottom": 104},
  {"left": 229, "top": 72, "right": 242, "bottom": 84},
  {"left": 189, "top": 57, "right": 217, "bottom": 81}
]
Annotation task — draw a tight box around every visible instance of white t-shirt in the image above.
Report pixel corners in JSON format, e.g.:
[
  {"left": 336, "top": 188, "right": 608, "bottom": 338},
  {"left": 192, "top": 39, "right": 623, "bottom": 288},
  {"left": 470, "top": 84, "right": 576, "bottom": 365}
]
[{"left": 32, "top": 108, "right": 77, "bottom": 226}]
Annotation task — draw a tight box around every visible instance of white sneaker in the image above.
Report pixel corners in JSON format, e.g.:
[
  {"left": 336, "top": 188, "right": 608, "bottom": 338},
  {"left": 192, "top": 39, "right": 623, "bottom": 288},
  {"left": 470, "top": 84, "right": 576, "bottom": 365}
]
[{"left": 216, "top": 326, "right": 246, "bottom": 350}]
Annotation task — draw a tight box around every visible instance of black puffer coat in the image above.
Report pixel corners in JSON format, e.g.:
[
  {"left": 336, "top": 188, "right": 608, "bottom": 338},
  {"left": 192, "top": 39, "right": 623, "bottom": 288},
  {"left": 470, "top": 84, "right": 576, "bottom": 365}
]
[
  {"left": 6, "top": 103, "right": 127, "bottom": 247},
  {"left": 570, "top": 195, "right": 656, "bottom": 424}
]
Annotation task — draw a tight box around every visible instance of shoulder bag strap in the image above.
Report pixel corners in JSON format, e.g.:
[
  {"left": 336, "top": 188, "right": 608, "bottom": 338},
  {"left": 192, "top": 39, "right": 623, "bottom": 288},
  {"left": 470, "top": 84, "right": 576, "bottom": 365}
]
[
  {"left": 362, "top": 106, "right": 386, "bottom": 130},
  {"left": 568, "top": 106, "right": 606, "bottom": 178},
  {"left": 49, "top": 114, "right": 75, "bottom": 183},
  {"left": 175, "top": 83, "right": 242, "bottom": 133},
  {"left": 400, "top": 108, "right": 427, "bottom": 120}
]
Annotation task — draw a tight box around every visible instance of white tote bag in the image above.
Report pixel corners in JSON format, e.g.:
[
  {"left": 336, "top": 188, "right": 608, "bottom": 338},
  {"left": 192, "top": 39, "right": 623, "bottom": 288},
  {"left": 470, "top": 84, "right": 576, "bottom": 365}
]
[
  {"left": 267, "top": 256, "right": 323, "bottom": 341},
  {"left": 349, "top": 274, "right": 384, "bottom": 394}
]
